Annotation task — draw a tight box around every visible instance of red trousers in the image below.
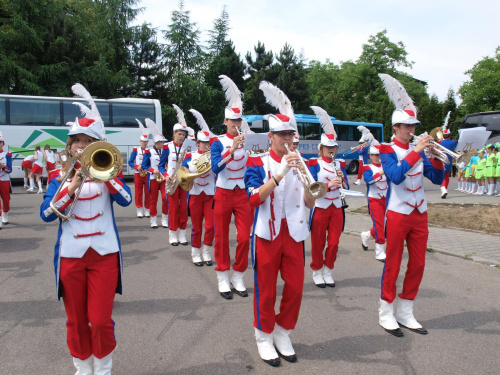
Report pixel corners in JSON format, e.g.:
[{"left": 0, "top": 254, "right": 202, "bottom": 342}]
[
  {"left": 254, "top": 220, "right": 305, "bottom": 333},
  {"left": 357, "top": 161, "right": 364, "bottom": 180},
  {"left": 60, "top": 249, "right": 119, "bottom": 360},
  {"left": 168, "top": 186, "right": 188, "bottom": 231},
  {"left": 0, "top": 180, "right": 10, "bottom": 213},
  {"left": 213, "top": 187, "right": 251, "bottom": 272},
  {"left": 310, "top": 205, "right": 344, "bottom": 270},
  {"left": 441, "top": 171, "right": 450, "bottom": 188},
  {"left": 134, "top": 173, "right": 150, "bottom": 209},
  {"left": 381, "top": 209, "right": 428, "bottom": 303},
  {"left": 189, "top": 192, "right": 214, "bottom": 248},
  {"left": 149, "top": 178, "right": 168, "bottom": 217},
  {"left": 369, "top": 197, "right": 386, "bottom": 244}
]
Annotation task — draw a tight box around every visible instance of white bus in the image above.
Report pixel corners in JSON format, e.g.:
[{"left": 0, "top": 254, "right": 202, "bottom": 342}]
[{"left": 0, "top": 94, "right": 161, "bottom": 179}]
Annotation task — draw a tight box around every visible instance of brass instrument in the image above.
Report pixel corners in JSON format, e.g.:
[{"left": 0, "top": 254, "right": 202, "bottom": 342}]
[
  {"left": 411, "top": 127, "right": 471, "bottom": 165},
  {"left": 284, "top": 143, "right": 328, "bottom": 200},
  {"left": 166, "top": 147, "right": 189, "bottom": 195},
  {"left": 49, "top": 141, "right": 123, "bottom": 221},
  {"left": 177, "top": 151, "right": 212, "bottom": 191},
  {"left": 139, "top": 169, "right": 147, "bottom": 177},
  {"left": 343, "top": 142, "right": 369, "bottom": 156},
  {"left": 330, "top": 152, "right": 349, "bottom": 209}
]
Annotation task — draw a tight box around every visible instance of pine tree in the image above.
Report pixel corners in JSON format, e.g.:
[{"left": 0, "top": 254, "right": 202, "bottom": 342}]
[{"left": 207, "top": 5, "right": 230, "bottom": 56}]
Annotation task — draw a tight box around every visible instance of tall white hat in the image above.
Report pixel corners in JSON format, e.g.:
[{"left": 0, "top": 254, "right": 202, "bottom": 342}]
[
  {"left": 172, "top": 104, "right": 189, "bottom": 133},
  {"left": 378, "top": 74, "right": 421, "bottom": 126},
  {"left": 259, "top": 81, "right": 297, "bottom": 133},
  {"left": 311, "top": 106, "right": 338, "bottom": 147},
  {"left": 189, "top": 109, "right": 216, "bottom": 142},
  {"left": 145, "top": 118, "right": 166, "bottom": 143},
  {"left": 136, "top": 119, "right": 150, "bottom": 142},
  {"left": 0, "top": 130, "right": 4, "bottom": 142},
  {"left": 67, "top": 83, "right": 106, "bottom": 140},
  {"left": 219, "top": 75, "right": 243, "bottom": 120},
  {"left": 442, "top": 111, "right": 451, "bottom": 136}
]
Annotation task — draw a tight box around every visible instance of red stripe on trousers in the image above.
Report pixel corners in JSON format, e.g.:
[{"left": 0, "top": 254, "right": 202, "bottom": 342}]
[
  {"left": 213, "top": 188, "right": 251, "bottom": 272},
  {"left": 357, "top": 161, "right": 364, "bottom": 180},
  {"left": 369, "top": 197, "right": 386, "bottom": 244},
  {"left": 149, "top": 179, "right": 168, "bottom": 217},
  {"left": 168, "top": 186, "right": 188, "bottom": 231},
  {"left": 254, "top": 219, "right": 304, "bottom": 333},
  {"left": 0, "top": 180, "right": 10, "bottom": 213},
  {"left": 441, "top": 171, "right": 450, "bottom": 188},
  {"left": 134, "top": 173, "right": 150, "bottom": 209},
  {"left": 381, "top": 209, "right": 428, "bottom": 303},
  {"left": 189, "top": 192, "right": 214, "bottom": 248},
  {"left": 60, "top": 248, "right": 119, "bottom": 360},
  {"left": 310, "top": 205, "right": 344, "bottom": 270}
]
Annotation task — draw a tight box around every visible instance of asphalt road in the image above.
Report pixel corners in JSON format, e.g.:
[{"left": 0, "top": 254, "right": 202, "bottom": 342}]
[{"left": 0, "top": 183, "right": 499, "bottom": 375}]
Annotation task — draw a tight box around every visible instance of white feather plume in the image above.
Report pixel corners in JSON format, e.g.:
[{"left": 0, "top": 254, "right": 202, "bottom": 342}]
[
  {"left": 240, "top": 118, "right": 253, "bottom": 134},
  {"left": 219, "top": 75, "right": 243, "bottom": 111},
  {"left": 71, "top": 83, "right": 105, "bottom": 139},
  {"left": 442, "top": 111, "right": 451, "bottom": 130},
  {"left": 259, "top": 81, "right": 297, "bottom": 129},
  {"left": 357, "top": 125, "right": 374, "bottom": 142},
  {"left": 311, "top": 106, "right": 336, "bottom": 137},
  {"left": 189, "top": 109, "right": 215, "bottom": 138},
  {"left": 136, "top": 118, "right": 150, "bottom": 137},
  {"left": 72, "top": 102, "right": 93, "bottom": 119},
  {"left": 378, "top": 73, "right": 418, "bottom": 116},
  {"left": 145, "top": 118, "right": 160, "bottom": 138},
  {"left": 172, "top": 104, "right": 187, "bottom": 127}
]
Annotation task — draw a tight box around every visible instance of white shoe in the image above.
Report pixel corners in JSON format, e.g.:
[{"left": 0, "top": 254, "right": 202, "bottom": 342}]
[
  {"left": 0, "top": 220, "right": 3, "bottom": 230},
  {"left": 169, "top": 229, "right": 179, "bottom": 245},
  {"left": 440, "top": 186, "right": 447, "bottom": 199},
  {"left": 94, "top": 352, "right": 113, "bottom": 375},
  {"left": 312, "top": 269, "right": 325, "bottom": 287},
  {"left": 27, "top": 188, "right": 34, "bottom": 193},
  {"left": 144, "top": 208, "right": 150, "bottom": 217},
  {"left": 161, "top": 213, "right": 168, "bottom": 228},
  {"left": 23, "top": 184, "right": 29, "bottom": 189},
  {"left": 73, "top": 356, "right": 93, "bottom": 375},
  {"left": 137, "top": 207, "right": 144, "bottom": 218},
  {"left": 395, "top": 298, "right": 426, "bottom": 333},
  {"left": 201, "top": 244, "right": 213, "bottom": 265},
  {"left": 230, "top": 271, "right": 247, "bottom": 295},
  {"left": 178, "top": 229, "right": 188, "bottom": 245},
  {"left": 273, "top": 324, "right": 296, "bottom": 360},
  {"left": 322, "top": 266, "right": 335, "bottom": 287},
  {"left": 353, "top": 179, "right": 361, "bottom": 185},
  {"left": 215, "top": 270, "right": 231, "bottom": 293},
  {"left": 1, "top": 211, "right": 8, "bottom": 224},
  {"left": 37, "top": 188, "right": 43, "bottom": 194},
  {"left": 255, "top": 328, "right": 279, "bottom": 363},
  {"left": 360, "top": 231, "right": 371, "bottom": 250},
  {"left": 191, "top": 247, "right": 203, "bottom": 266},
  {"left": 378, "top": 299, "right": 401, "bottom": 333},
  {"left": 375, "top": 243, "right": 386, "bottom": 261},
  {"left": 150, "top": 216, "right": 158, "bottom": 228}
]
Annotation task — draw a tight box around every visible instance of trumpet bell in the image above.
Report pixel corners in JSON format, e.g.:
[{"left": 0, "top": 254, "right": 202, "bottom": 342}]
[
  {"left": 80, "top": 141, "right": 123, "bottom": 182},
  {"left": 308, "top": 181, "right": 328, "bottom": 200}
]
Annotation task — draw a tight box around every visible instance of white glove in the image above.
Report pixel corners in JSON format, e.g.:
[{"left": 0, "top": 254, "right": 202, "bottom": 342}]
[{"left": 276, "top": 157, "right": 291, "bottom": 178}]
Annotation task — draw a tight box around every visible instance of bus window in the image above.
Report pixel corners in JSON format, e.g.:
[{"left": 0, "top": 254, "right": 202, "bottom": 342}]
[
  {"left": 336, "top": 124, "right": 352, "bottom": 141},
  {"left": 112, "top": 103, "right": 154, "bottom": 127},
  {"left": 363, "top": 126, "right": 382, "bottom": 141},
  {"left": 0, "top": 99, "right": 6, "bottom": 125},
  {"left": 10, "top": 98, "right": 61, "bottom": 126},
  {"left": 300, "top": 122, "right": 320, "bottom": 140},
  {"left": 63, "top": 101, "right": 110, "bottom": 127}
]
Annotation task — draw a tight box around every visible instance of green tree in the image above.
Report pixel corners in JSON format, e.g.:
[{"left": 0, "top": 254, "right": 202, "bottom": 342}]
[
  {"left": 207, "top": 5, "right": 230, "bottom": 56},
  {"left": 244, "top": 41, "right": 275, "bottom": 114}
]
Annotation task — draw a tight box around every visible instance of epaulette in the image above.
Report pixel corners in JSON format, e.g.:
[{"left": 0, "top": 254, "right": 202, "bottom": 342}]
[
  {"left": 49, "top": 169, "right": 61, "bottom": 180},
  {"left": 132, "top": 147, "right": 137, "bottom": 152},
  {"left": 379, "top": 144, "right": 395, "bottom": 154},
  {"left": 246, "top": 154, "right": 264, "bottom": 167},
  {"left": 144, "top": 149, "right": 150, "bottom": 154},
  {"left": 308, "top": 158, "right": 319, "bottom": 166},
  {"left": 162, "top": 144, "right": 169, "bottom": 150}
]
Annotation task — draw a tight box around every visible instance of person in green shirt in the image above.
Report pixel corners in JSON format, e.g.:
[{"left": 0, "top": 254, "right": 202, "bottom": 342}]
[
  {"left": 474, "top": 149, "right": 486, "bottom": 195},
  {"left": 485, "top": 144, "right": 497, "bottom": 195}
]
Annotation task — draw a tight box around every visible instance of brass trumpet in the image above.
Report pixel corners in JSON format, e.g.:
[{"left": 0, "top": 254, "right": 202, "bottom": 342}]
[
  {"left": 411, "top": 127, "right": 471, "bottom": 165},
  {"left": 343, "top": 142, "right": 369, "bottom": 156}
]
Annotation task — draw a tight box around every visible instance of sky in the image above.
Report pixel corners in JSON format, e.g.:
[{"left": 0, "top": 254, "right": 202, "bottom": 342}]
[{"left": 134, "top": 0, "right": 500, "bottom": 103}]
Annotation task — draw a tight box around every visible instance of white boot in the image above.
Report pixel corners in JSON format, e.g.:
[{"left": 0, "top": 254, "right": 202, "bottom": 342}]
[
  {"left": 178, "top": 229, "right": 188, "bottom": 245},
  {"left": 161, "top": 213, "right": 168, "bottom": 227},
  {"left": 73, "top": 356, "right": 93, "bottom": 375},
  {"left": 322, "top": 266, "right": 335, "bottom": 287},
  {"left": 94, "top": 352, "right": 112, "bottom": 375},
  {"left": 1, "top": 211, "right": 8, "bottom": 224},
  {"left": 27, "top": 178, "right": 35, "bottom": 192},
  {"left": 395, "top": 297, "right": 427, "bottom": 333},
  {"left": 201, "top": 244, "right": 213, "bottom": 266},
  {"left": 191, "top": 247, "right": 203, "bottom": 266},
  {"left": 144, "top": 208, "right": 150, "bottom": 217},
  {"left": 353, "top": 178, "right": 361, "bottom": 185},
  {"left": 440, "top": 186, "right": 447, "bottom": 199},
  {"left": 231, "top": 271, "right": 248, "bottom": 296},
  {"left": 312, "top": 269, "right": 325, "bottom": 288},
  {"left": 375, "top": 243, "right": 386, "bottom": 261},
  {"left": 150, "top": 216, "right": 158, "bottom": 228},
  {"left": 255, "top": 328, "right": 280, "bottom": 365},
  {"left": 215, "top": 270, "right": 230, "bottom": 292},
  {"left": 487, "top": 183, "right": 494, "bottom": 195},
  {"left": 37, "top": 180, "right": 43, "bottom": 194},
  {"left": 23, "top": 177, "right": 29, "bottom": 188},
  {"left": 378, "top": 299, "right": 403, "bottom": 336},
  {"left": 137, "top": 207, "right": 144, "bottom": 218},
  {"left": 273, "top": 324, "right": 297, "bottom": 362},
  {"left": 169, "top": 229, "right": 179, "bottom": 245},
  {"left": 360, "top": 230, "right": 371, "bottom": 250}
]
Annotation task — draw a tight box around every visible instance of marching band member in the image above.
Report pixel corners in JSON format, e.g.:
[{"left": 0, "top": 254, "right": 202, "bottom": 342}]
[
  {"left": 438, "top": 112, "right": 457, "bottom": 198},
  {"left": 141, "top": 119, "right": 168, "bottom": 228},
  {"left": 245, "top": 81, "right": 315, "bottom": 366},
  {"left": 40, "top": 83, "right": 132, "bottom": 375},
  {"left": 159, "top": 104, "right": 190, "bottom": 246},
  {"left": 308, "top": 106, "right": 349, "bottom": 288},
  {"left": 352, "top": 126, "right": 373, "bottom": 185},
  {"left": 0, "top": 131, "right": 12, "bottom": 228},
  {"left": 128, "top": 120, "right": 151, "bottom": 218},
  {"left": 360, "top": 142, "right": 387, "bottom": 261},
  {"left": 183, "top": 109, "right": 216, "bottom": 266},
  {"left": 378, "top": 74, "right": 444, "bottom": 337},
  {"left": 210, "top": 75, "right": 252, "bottom": 300},
  {"left": 485, "top": 144, "right": 497, "bottom": 195},
  {"left": 29, "top": 145, "right": 44, "bottom": 193}
]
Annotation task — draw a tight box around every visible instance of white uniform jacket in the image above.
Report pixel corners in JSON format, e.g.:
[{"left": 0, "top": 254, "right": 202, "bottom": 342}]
[
  {"left": 363, "top": 163, "right": 388, "bottom": 199},
  {"left": 308, "top": 156, "right": 349, "bottom": 209},
  {"left": 211, "top": 133, "right": 248, "bottom": 190},
  {"left": 158, "top": 141, "right": 190, "bottom": 178},
  {"left": 380, "top": 140, "right": 445, "bottom": 215},
  {"left": 40, "top": 173, "right": 132, "bottom": 299},
  {"left": 128, "top": 146, "right": 148, "bottom": 173},
  {"left": 0, "top": 149, "right": 12, "bottom": 182},
  {"left": 182, "top": 150, "right": 215, "bottom": 196}
]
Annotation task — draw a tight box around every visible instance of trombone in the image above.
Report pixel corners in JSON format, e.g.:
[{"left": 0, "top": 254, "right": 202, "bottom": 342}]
[
  {"left": 49, "top": 141, "right": 123, "bottom": 221},
  {"left": 343, "top": 142, "right": 369, "bottom": 156}
]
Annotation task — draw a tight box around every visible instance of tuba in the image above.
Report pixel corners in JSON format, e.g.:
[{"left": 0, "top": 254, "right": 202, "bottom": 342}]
[
  {"left": 177, "top": 152, "right": 212, "bottom": 191},
  {"left": 49, "top": 141, "right": 123, "bottom": 221}
]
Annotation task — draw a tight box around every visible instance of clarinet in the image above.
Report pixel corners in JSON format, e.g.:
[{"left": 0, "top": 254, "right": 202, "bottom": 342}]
[{"left": 330, "top": 152, "right": 349, "bottom": 209}]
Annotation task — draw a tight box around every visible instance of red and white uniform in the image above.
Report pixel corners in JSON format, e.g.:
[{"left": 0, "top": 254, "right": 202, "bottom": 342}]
[
  {"left": 184, "top": 150, "right": 215, "bottom": 248},
  {"left": 363, "top": 163, "right": 388, "bottom": 244},
  {"left": 0, "top": 148, "right": 12, "bottom": 217},
  {"left": 210, "top": 133, "right": 252, "bottom": 272},
  {"left": 245, "top": 150, "right": 308, "bottom": 333},
  {"left": 128, "top": 146, "right": 150, "bottom": 210},
  {"left": 32, "top": 150, "right": 44, "bottom": 174},
  {"left": 142, "top": 147, "right": 168, "bottom": 217},
  {"left": 308, "top": 156, "right": 349, "bottom": 271},
  {"left": 45, "top": 149, "right": 57, "bottom": 171},
  {"left": 380, "top": 140, "right": 444, "bottom": 303},
  {"left": 22, "top": 154, "right": 34, "bottom": 169}
]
